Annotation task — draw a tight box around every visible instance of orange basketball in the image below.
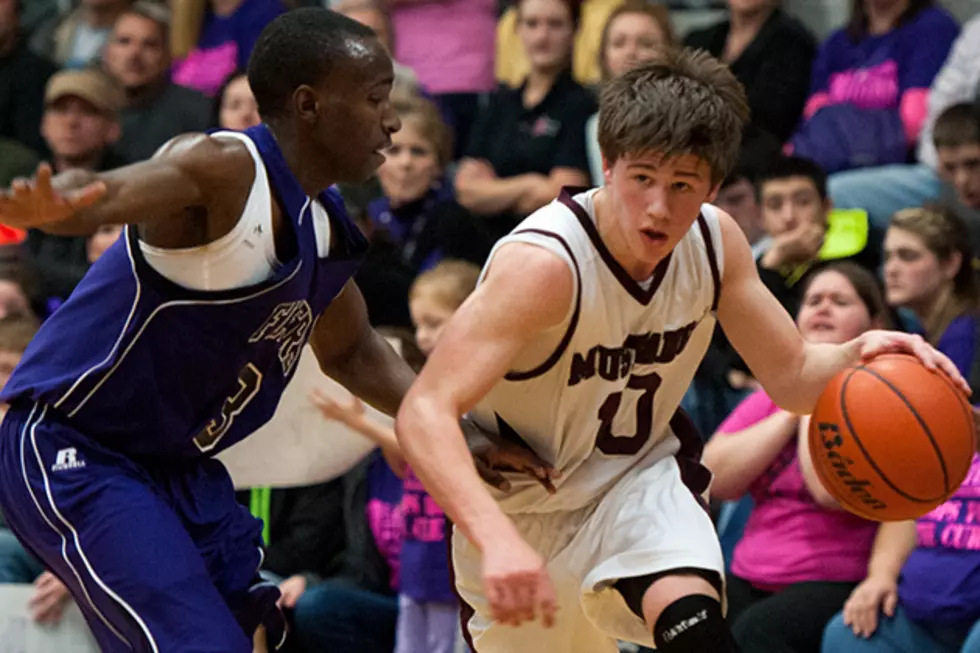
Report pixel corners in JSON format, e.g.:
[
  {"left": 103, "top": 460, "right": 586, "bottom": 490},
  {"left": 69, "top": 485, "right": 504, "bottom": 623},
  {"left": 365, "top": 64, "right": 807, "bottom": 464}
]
[{"left": 808, "top": 353, "right": 975, "bottom": 522}]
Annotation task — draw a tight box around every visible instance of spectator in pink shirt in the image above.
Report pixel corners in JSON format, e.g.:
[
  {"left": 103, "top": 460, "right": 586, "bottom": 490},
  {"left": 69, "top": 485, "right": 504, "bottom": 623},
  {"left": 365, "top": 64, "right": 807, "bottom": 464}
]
[
  {"left": 389, "top": 0, "right": 496, "bottom": 159},
  {"left": 703, "top": 262, "right": 891, "bottom": 653}
]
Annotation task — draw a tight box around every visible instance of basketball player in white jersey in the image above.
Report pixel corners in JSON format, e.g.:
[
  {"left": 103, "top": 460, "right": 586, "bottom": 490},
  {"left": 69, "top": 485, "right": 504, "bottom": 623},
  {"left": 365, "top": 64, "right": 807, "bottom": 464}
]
[{"left": 395, "top": 49, "right": 968, "bottom": 653}]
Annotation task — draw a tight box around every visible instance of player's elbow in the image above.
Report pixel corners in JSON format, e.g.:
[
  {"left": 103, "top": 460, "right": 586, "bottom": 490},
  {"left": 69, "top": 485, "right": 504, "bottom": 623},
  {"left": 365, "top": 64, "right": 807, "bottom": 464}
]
[{"left": 395, "top": 387, "right": 451, "bottom": 452}]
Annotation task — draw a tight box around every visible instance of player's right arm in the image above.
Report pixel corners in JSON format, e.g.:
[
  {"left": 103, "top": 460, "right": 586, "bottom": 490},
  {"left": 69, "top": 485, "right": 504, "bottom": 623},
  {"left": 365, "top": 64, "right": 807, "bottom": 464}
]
[
  {"left": 395, "top": 242, "right": 574, "bottom": 628},
  {"left": 0, "top": 134, "right": 251, "bottom": 237}
]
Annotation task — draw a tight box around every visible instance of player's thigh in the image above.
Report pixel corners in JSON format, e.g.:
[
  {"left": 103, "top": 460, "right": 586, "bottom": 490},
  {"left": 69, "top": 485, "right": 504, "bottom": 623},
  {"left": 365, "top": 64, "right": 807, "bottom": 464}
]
[
  {"left": 452, "top": 528, "right": 617, "bottom": 653},
  {"left": 580, "top": 458, "right": 725, "bottom": 644},
  {"left": 0, "top": 405, "right": 251, "bottom": 652},
  {"left": 731, "top": 581, "right": 856, "bottom": 653}
]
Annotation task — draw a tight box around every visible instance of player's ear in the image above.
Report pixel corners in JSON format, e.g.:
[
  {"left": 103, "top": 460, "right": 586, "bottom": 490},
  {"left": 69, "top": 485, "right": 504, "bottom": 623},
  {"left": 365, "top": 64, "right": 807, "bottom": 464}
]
[
  {"left": 292, "top": 85, "right": 319, "bottom": 124},
  {"left": 706, "top": 183, "right": 721, "bottom": 203}
]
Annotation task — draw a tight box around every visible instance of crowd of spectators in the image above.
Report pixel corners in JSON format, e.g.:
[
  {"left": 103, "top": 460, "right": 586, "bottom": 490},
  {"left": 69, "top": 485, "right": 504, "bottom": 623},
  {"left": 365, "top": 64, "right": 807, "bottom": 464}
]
[{"left": 1, "top": 0, "right": 980, "bottom": 652}]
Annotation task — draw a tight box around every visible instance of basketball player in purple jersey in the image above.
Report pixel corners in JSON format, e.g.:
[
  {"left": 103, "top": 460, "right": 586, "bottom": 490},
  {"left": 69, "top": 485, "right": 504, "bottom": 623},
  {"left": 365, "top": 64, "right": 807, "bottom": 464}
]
[{"left": 0, "top": 9, "right": 551, "bottom": 653}]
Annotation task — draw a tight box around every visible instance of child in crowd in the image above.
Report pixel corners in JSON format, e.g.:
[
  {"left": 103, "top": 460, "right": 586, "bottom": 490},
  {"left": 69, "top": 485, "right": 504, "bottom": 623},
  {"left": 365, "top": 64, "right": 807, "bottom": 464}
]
[{"left": 313, "top": 260, "right": 481, "bottom": 653}]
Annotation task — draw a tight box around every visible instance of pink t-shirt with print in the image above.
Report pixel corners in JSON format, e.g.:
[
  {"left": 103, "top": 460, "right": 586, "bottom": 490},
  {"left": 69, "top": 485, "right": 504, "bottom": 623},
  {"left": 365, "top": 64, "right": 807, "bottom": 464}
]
[{"left": 718, "top": 390, "right": 877, "bottom": 587}]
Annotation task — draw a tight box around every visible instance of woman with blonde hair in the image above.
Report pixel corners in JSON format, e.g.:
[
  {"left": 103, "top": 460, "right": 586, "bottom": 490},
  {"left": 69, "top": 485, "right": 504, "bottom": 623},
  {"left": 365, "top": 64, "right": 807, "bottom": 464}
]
[{"left": 586, "top": 0, "right": 674, "bottom": 185}]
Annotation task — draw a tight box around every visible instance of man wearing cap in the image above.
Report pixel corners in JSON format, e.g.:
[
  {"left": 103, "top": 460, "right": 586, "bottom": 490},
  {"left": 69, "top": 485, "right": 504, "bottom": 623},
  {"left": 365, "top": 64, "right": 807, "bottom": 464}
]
[{"left": 25, "top": 67, "right": 128, "bottom": 316}]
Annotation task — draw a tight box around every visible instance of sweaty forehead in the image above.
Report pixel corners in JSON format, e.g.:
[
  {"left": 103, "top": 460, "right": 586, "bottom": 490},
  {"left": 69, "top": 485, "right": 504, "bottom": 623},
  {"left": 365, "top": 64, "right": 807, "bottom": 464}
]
[{"left": 329, "top": 38, "right": 393, "bottom": 90}]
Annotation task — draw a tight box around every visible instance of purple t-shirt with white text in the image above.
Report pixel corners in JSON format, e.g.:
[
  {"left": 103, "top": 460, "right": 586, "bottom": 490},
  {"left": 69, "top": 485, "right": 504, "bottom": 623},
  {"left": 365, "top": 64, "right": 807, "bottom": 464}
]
[
  {"left": 898, "top": 314, "right": 980, "bottom": 625},
  {"left": 399, "top": 469, "right": 454, "bottom": 603}
]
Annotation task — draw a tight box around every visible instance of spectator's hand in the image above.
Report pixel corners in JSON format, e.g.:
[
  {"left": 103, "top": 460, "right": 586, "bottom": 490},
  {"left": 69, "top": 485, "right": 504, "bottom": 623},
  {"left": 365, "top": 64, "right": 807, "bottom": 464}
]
[
  {"left": 855, "top": 331, "right": 970, "bottom": 395},
  {"left": 277, "top": 575, "right": 307, "bottom": 610},
  {"left": 761, "top": 222, "right": 824, "bottom": 268},
  {"left": 461, "top": 416, "right": 561, "bottom": 494},
  {"left": 0, "top": 164, "right": 105, "bottom": 230},
  {"left": 29, "top": 571, "right": 71, "bottom": 626},
  {"left": 482, "top": 526, "right": 556, "bottom": 627},
  {"left": 842, "top": 574, "right": 899, "bottom": 638},
  {"left": 311, "top": 392, "right": 366, "bottom": 429}
]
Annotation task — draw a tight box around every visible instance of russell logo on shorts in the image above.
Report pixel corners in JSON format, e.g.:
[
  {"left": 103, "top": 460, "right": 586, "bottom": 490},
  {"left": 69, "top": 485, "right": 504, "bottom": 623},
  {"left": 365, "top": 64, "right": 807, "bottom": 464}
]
[{"left": 51, "top": 448, "right": 86, "bottom": 472}]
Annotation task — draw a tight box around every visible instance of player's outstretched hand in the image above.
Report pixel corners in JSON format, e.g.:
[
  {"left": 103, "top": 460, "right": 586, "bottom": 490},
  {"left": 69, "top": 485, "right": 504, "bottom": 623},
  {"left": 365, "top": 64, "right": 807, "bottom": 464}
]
[
  {"left": 0, "top": 163, "right": 106, "bottom": 230},
  {"left": 461, "top": 415, "right": 561, "bottom": 494},
  {"left": 482, "top": 531, "right": 557, "bottom": 628},
  {"left": 841, "top": 573, "right": 898, "bottom": 638},
  {"left": 856, "top": 330, "right": 970, "bottom": 395}
]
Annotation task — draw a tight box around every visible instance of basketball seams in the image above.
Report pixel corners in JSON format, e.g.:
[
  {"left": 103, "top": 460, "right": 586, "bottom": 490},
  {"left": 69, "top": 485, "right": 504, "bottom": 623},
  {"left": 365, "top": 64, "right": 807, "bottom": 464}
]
[{"left": 841, "top": 367, "right": 947, "bottom": 504}]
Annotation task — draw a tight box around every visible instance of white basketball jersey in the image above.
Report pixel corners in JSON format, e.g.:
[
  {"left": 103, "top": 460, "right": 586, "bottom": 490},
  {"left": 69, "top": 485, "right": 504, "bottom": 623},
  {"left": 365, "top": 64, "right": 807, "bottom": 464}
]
[{"left": 471, "top": 188, "right": 724, "bottom": 514}]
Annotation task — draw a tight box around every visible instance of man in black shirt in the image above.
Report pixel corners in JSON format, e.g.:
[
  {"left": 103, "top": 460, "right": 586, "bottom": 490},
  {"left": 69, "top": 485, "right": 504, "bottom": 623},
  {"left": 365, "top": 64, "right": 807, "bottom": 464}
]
[{"left": 0, "top": 0, "right": 56, "bottom": 155}]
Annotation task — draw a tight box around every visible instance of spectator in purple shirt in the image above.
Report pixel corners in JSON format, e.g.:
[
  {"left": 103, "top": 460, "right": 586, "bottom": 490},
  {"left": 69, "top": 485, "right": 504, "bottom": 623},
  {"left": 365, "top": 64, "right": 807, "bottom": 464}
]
[
  {"left": 172, "top": 0, "right": 285, "bottom": 97},
  {"left": 789, "top": 0, "right": 959, "bottom": 174}
]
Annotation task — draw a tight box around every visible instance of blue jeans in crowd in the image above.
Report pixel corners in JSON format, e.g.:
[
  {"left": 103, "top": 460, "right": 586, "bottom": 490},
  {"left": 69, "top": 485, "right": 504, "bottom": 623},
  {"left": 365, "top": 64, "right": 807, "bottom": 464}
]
[
  {"left": 823, "top": 605, "right": 980, "bottom": 653},
  {"left": 290, "top": 580, "right": 398, "bottom": 653},
  {"left": 828, "top": 164, "right": 941, "bottom": 231},
  {"left": 0, "top": 526, "right": 44, "bottom": 583}
]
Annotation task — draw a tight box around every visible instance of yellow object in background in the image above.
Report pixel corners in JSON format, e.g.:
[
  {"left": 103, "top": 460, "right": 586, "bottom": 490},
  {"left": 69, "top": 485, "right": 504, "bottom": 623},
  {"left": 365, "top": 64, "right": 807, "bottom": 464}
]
[
  {"left": 819, "top": 208, "right": 869, "bottom": 261},
  {"left": 495, "top": 0, "right": 622, "bottom": 88}
]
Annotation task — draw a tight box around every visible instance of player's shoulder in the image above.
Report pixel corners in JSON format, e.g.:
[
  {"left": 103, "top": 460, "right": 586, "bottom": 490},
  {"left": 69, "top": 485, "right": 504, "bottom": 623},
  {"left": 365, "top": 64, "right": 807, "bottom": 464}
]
[{"left": 154, "top": 132, "right": 254, "bottom": 177}]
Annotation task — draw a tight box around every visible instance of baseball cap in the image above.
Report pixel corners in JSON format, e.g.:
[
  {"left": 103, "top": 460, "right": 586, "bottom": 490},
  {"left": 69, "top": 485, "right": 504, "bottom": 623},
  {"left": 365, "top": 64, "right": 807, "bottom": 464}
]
[{"left": 45, "top": 69, "right": 125, "bottom": 116}]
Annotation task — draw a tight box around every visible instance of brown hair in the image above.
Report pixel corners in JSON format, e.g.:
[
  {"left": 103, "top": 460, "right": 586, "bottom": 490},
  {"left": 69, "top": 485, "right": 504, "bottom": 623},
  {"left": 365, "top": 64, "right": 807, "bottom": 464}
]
[
  {"left": 802, "top": 262, "right": 894, "bottom": 329},
  {"left": 598, "top": 47, "right": 749, "bottom": 184},
  {"left": 598, "top": 0, "right": 676, "bottom": 81},
  {"left": 409, "top": 260, "right": 482, "bottom": 311},
  {"left": 392, "top": 97, "right": 453, "bottom": 169},
  {"left": 0, "top": 313, "right": 39, "bottom": 354},
  {"left": 889, "top": 205, "right": 979, "bottom": 344},
  {"left": 847, "top": 0, "right": 933, "bottom": 41},
  {"left": 933, "top": 102, "right": 980, "bottom": 150}
]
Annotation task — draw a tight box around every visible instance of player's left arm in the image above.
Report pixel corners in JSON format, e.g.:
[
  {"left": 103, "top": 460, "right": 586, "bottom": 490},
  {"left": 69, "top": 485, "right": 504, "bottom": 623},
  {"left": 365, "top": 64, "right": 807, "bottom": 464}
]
[
  {"left": 715, "top": 210, "right": 969, "bottom": 415},
  {"left": 309, "top": 280, "right": 414, "bottom": 419}
]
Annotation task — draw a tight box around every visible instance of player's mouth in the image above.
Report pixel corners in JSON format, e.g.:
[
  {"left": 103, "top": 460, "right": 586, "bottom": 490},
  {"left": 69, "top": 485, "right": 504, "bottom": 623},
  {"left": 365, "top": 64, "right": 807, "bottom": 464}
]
[{"left": 640, "top": 228, "right": 668, "bottom": 245}]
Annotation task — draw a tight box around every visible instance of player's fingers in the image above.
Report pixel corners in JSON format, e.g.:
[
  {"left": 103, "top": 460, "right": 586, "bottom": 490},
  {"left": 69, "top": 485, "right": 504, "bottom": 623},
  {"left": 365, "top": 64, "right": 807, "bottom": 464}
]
[
  {"left": 474, "top": 457, "right": 512, "bottom": 492},
  {"left": 35, "top": 163, "right": 53, "bottom": 197},
  {"left": 66, "top": 181, "right": 107, "bottom": 210},
  {"left": 537, "top": 575, "right": 558, "bottom": 628}
]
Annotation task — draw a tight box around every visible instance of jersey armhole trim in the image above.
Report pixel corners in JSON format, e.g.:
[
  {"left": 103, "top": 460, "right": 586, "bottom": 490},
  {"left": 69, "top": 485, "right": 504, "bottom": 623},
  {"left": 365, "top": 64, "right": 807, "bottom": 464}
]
[
  {"left": 503, "top": 228, "right": 582, "bottom": 382},
  {"left": 696, "top": 213, "right": 721, "bottom": 313}
]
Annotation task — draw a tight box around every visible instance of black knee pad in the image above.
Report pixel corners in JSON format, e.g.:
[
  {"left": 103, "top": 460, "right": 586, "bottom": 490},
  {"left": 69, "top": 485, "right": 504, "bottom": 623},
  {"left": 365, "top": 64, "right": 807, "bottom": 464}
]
[{"left": 653, "top": 594, "right": 740, "bottom": 653}]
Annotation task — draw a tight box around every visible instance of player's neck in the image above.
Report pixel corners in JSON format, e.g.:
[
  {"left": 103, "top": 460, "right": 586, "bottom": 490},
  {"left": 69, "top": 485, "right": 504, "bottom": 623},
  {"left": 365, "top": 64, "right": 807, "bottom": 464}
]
[
  {"left": 267, "top": 123, "right": 337, "bottom": 197},
  {"left": 594, "top": 189, "right": 660, "bottom": 282}
]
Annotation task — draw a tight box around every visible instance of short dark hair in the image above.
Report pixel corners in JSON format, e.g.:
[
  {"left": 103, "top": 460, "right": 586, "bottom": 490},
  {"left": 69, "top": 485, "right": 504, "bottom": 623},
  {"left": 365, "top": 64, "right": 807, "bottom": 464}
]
[
  {"left": 757, "top": 155, "right": 828, "bottom": 200},
  {"left": 721, "top": 125, "right": 781, "bottom": 190},
  {"left": 248, "top": 8, "right": 377, "bottom": 119},
  {"left": 933, "top": 102, "right": 980, "bottom": 150},
  {"left": 597, "top": 48, "right": 749, "bottom": 185}
]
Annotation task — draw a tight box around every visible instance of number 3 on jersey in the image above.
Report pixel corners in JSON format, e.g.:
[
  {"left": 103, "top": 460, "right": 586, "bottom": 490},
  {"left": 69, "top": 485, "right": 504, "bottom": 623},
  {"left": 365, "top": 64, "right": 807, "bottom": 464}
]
[
  {"left": 194, "top": 363, "right": 263, "bottom": 452},
  {"left": 595, "top": 371, "right": 662, "bottom": 455}
]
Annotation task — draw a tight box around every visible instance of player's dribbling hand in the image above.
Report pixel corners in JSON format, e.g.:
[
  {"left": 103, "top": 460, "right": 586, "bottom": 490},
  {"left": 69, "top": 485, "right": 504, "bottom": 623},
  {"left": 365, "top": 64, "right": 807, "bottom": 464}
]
[
  {"left": 856, "top": 330, "right": 971, "bottom": 396},
  {"left": 841, "top": 573, "right": 899, "bottom": 638},
  {"left": 0, "top": 164, "right": 106, "bottom": 229},
  {"left": 482, "top": 533, "right": 557, "bottom": 628}
]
